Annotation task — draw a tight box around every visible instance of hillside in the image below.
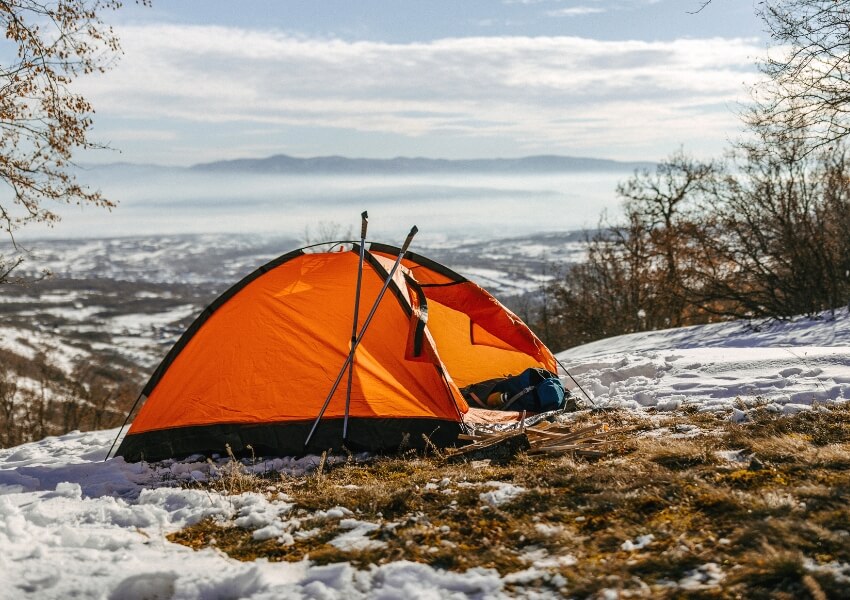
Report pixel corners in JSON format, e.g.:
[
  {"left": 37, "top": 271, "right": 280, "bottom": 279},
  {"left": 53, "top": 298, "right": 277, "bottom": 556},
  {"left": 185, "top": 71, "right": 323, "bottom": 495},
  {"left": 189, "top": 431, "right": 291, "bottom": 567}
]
[
  {"left": 559, "top": 309, "right": 850, "bottom": 416},
  {"left": 1, "top": 309, "right": 848, "bottom": 598},
  {"left": 0, "top": 232, "right": 585, "bottom": 375}
]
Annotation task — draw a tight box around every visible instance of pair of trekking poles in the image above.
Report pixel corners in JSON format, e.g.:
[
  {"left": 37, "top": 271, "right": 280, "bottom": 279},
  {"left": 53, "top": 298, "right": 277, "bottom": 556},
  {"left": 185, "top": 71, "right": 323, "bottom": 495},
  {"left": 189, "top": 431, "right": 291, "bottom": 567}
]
[
  {"left": 303, "top": 212, "right": 596, "bottom": 449},
  {"left": 303, "top": 211, "right": 417, "bottom": 448}
]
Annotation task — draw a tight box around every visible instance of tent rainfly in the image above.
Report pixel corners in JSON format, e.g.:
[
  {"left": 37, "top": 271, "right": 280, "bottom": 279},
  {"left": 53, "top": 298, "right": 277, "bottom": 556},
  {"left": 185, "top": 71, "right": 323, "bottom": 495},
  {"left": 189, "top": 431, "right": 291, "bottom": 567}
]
[{"left": 115, "top": 242, "right": 558, "bottom": 462}]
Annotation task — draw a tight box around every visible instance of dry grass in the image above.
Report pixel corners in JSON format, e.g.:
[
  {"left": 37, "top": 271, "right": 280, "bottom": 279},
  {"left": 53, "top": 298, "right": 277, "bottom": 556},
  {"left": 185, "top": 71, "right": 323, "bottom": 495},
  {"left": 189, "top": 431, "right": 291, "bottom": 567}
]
[{"left": 167, "top": 405, "right": 850, "bottom": 598}]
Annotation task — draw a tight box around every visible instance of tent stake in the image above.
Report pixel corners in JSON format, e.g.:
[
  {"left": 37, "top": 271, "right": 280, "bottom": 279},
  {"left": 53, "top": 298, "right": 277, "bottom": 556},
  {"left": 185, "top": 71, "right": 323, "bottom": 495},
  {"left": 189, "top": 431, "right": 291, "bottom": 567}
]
[
  {"left": 304, "top": 225, "right": 419, "bottom": 449},
  {"left": 343, "top": 211, "right": 369, "bottom": 441}
]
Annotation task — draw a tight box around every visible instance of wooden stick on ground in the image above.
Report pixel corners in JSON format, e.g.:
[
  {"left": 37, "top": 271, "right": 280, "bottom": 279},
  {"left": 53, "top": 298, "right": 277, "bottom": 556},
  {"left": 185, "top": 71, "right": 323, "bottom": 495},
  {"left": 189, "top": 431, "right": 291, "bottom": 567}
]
[{"left": 447, "top": 419, "right": 617, "bottom": 461}]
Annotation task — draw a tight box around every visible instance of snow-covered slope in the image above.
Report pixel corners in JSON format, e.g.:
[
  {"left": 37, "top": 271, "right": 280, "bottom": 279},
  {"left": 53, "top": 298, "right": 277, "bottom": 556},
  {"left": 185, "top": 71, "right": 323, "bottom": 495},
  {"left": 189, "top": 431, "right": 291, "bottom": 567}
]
[
  {"left": 0, "top": 431, "right": 505, "bottom": 599},
  {"left": 0, "top": 311, "right": 848, "bottom": 598},
  {"left": 0, "top": 232, "right": 584, "bottom": 375},
  {"left": 560, "top": 308, "right": 850, "bottom": 417}
]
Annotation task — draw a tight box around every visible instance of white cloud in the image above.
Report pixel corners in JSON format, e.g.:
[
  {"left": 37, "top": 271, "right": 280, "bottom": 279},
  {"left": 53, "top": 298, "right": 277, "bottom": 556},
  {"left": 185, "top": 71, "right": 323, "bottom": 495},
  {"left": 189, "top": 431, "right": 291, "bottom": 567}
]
[
  {"left": 502, "top": 0, "right": 559, "bottom": 4},
  {"left": 78, "top": 24, "right": 762, "bottom": 159},
  {"left": 98, "top": 128, "right": 178, "bottom": 142},
  {"left": 547, "top": 7, "right": 607, "bottom": 17}
]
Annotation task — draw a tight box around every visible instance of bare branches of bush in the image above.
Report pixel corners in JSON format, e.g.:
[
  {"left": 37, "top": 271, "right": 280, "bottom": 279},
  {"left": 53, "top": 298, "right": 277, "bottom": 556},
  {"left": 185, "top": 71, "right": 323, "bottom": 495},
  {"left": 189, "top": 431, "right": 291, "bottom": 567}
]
[
  {"left": 542, "top": 152, "right": 722, "bottom": 349},
  {"left": 541, "top": 139, "right": 850, "bottom": 350},
  {"left": 0, "top": 352, "right": 139, "bottom": 448},
  {"left": 692, "top": 131, "right": 850, "bottom": 318}
]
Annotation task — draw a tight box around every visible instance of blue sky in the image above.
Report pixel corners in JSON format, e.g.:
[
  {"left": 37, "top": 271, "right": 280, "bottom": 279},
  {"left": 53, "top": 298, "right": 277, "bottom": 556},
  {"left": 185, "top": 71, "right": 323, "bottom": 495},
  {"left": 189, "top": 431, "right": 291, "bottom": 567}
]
[
  {"left": 142, "top": 1, "right": 761, "bottom": 43},
  {"left": 76, "top": 0, "right": 766, "bottom": 165}
]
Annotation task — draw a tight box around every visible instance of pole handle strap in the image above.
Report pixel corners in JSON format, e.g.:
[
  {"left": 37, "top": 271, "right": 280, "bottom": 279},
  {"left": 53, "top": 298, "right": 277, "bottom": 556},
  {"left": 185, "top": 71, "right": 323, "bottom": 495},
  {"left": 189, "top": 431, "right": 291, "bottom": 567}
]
[{"left": 401, "top": 226, "right": 418, "bottom": 253}]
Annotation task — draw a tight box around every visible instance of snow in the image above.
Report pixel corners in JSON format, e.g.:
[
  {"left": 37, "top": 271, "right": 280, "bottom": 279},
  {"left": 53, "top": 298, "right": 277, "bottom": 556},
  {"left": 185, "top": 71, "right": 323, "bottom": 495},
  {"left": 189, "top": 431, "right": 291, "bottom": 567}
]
[
  {"left": 2, "top": 307, "right": 850, "bottom": 596},
  {"left": 479, "top": 481, "right": 526, "bottom": 507},
  {"left": 520, "top": 548, "right": 576, "bottom": 569},
  {"left": 804, "top": 558, "right": 850, "bottom": 584},
  {"left": 715, "top": 449, "right": 749, "bottom": 464},
  {"left": 0, "top": 326, "right": 38, "bottom": 360},
  {"left": 559, "top": 308, "right": 850, "bottom": 417},
  {"left": 678, "top": 562, "right": 726, "bottom": 590},
  {"left": 0, "top": 430, "right": 515, "bottom": 599},
  {"left": 0, "top": 324, "right": 90, "bottom": 374},
  {"left": 620, "top": 533, "right": 655, "bottom": 551},
  {"left": 456, "top": 267, "right": 547, "bottom": 295},
  {"left": 329, "top": 519, "right": 387, "bottom": 552},
  {"left": 109, "top": 304, "right": 196, "bottom": 337},
  {"left": 533, "top": 523, "right": 563, "bottom": 538}
]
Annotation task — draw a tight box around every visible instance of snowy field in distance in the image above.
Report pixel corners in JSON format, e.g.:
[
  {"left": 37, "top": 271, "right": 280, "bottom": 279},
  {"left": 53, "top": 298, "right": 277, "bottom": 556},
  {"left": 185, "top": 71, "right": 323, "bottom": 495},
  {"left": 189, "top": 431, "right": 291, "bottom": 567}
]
[
  {"left": 0, "top": 232, "right": 588, "bottom": 375},
  {"left": 1, "top": 309, "right": 849, "bottom": 598}
]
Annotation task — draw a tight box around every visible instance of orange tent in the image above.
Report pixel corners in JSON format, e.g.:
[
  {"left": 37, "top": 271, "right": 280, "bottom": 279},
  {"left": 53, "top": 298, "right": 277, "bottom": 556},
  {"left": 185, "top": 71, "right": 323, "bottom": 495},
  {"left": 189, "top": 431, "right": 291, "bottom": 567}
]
[{"left": 116, "top": 243, "right": 557, "bottom": 461}]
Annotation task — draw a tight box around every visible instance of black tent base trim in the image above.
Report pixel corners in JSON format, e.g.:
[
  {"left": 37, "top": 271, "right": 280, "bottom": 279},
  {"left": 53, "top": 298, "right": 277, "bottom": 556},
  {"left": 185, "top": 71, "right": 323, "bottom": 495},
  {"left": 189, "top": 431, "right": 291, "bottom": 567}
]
[{"left": 115, "top": 417, "right": 463, "bottom": 463}]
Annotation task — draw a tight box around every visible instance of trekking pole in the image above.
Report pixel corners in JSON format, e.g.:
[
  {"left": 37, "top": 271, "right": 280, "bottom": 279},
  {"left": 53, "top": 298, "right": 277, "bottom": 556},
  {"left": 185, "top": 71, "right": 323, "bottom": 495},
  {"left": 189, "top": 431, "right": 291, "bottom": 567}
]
[
  {"left": 342, "top": 211, "right": 368, "bottom": 441},
  {"left": 555, "top": 357, "right": 597, "bottom": 408},
  {"left": 304, "top": 225, "right": 419, "bottom": 448}
]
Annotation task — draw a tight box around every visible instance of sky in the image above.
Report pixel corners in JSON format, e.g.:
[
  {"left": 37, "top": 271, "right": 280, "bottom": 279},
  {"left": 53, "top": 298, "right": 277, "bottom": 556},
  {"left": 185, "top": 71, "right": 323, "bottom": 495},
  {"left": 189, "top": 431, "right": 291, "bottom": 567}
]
[{"left": 74, "top": 0, "right": 766, "bottom": 165}]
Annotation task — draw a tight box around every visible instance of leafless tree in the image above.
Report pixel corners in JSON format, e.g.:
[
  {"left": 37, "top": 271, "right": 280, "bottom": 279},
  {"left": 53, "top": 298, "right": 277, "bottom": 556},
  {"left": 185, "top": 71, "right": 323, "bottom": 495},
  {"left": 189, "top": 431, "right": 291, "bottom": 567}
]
[
  {"left": 0, "top": 368, "right": 18, "bottom": 446},
  {"left": 616, "top": 151, "right": 720, "bottom": 327},
  {"left": 539, "top": 134, "right": 850, "bottom": 349},
  {"left": 541, "top": 153, "right": 721, "bottom": 349},
  {"left": 0, "top": 350, "right": 140, "bottom": 447},
  {"left": 1, "top": 1, "right": 128, "bottom": 281},
  {"left": 753, "top": 1, "right": 850, "bottom": 151},
  {"left": 692, "top": 126, "right": 850, "bottom": 318},
  {"left": 301, "top": 220, "right": 354, "bottom": 252}
]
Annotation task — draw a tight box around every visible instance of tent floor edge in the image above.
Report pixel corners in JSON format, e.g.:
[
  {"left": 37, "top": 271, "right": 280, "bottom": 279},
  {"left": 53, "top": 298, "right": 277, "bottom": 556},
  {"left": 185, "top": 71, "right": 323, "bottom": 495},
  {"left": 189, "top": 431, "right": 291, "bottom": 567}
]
[{"left": 115, "top": 417, "right": 463, "bottom": 463}]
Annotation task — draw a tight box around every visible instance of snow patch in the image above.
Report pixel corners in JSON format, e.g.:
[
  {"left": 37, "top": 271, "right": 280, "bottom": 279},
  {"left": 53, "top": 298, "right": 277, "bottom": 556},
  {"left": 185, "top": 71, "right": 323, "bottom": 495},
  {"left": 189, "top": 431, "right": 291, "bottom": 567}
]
[
  {"left": 479, "top": 482, "right": 525, "bottom": 507},
  {"left": 328, "top": 519, "right": 387, "bottom": 552},
  {"left": 560, "top": 309, "right": 850, "bottom": 417},
  {"left": 678, "top": 562, "right": 725, "bottom": 590},
  {"left": 621, "top": 533, "right": 654, "bottom": 551}
]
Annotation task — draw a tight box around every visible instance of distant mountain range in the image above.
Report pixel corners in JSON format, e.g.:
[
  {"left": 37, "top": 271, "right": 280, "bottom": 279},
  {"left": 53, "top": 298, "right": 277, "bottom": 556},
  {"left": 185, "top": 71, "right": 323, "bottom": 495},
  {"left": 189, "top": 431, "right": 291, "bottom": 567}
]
[{"left": 187, "top": 154, "right": 654, "bottom": 174}]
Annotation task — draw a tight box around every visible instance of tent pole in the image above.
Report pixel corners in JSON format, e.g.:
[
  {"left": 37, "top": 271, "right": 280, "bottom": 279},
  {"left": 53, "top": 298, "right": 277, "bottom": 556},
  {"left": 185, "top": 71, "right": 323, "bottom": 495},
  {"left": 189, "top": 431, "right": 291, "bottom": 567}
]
[
  {"left": 304, "top": 225, "right": 418, "bottom": 449},
  {"left": 343, "top": 211, "right": 369, "bottom": 441}
]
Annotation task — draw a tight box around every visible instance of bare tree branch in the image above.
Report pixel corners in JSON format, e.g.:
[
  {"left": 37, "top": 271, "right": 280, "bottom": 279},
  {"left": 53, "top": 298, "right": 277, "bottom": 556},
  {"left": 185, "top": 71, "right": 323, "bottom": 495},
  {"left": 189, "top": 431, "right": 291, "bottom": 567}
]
[
  {"left": 688, "top": 1, "right": 713, "bottom": 15},
  {"left": 753, "top": 1, "right": 850, "bottom": 151},
  {"left": 1, "top": 1, "right": 128, "bottom": 281}
]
